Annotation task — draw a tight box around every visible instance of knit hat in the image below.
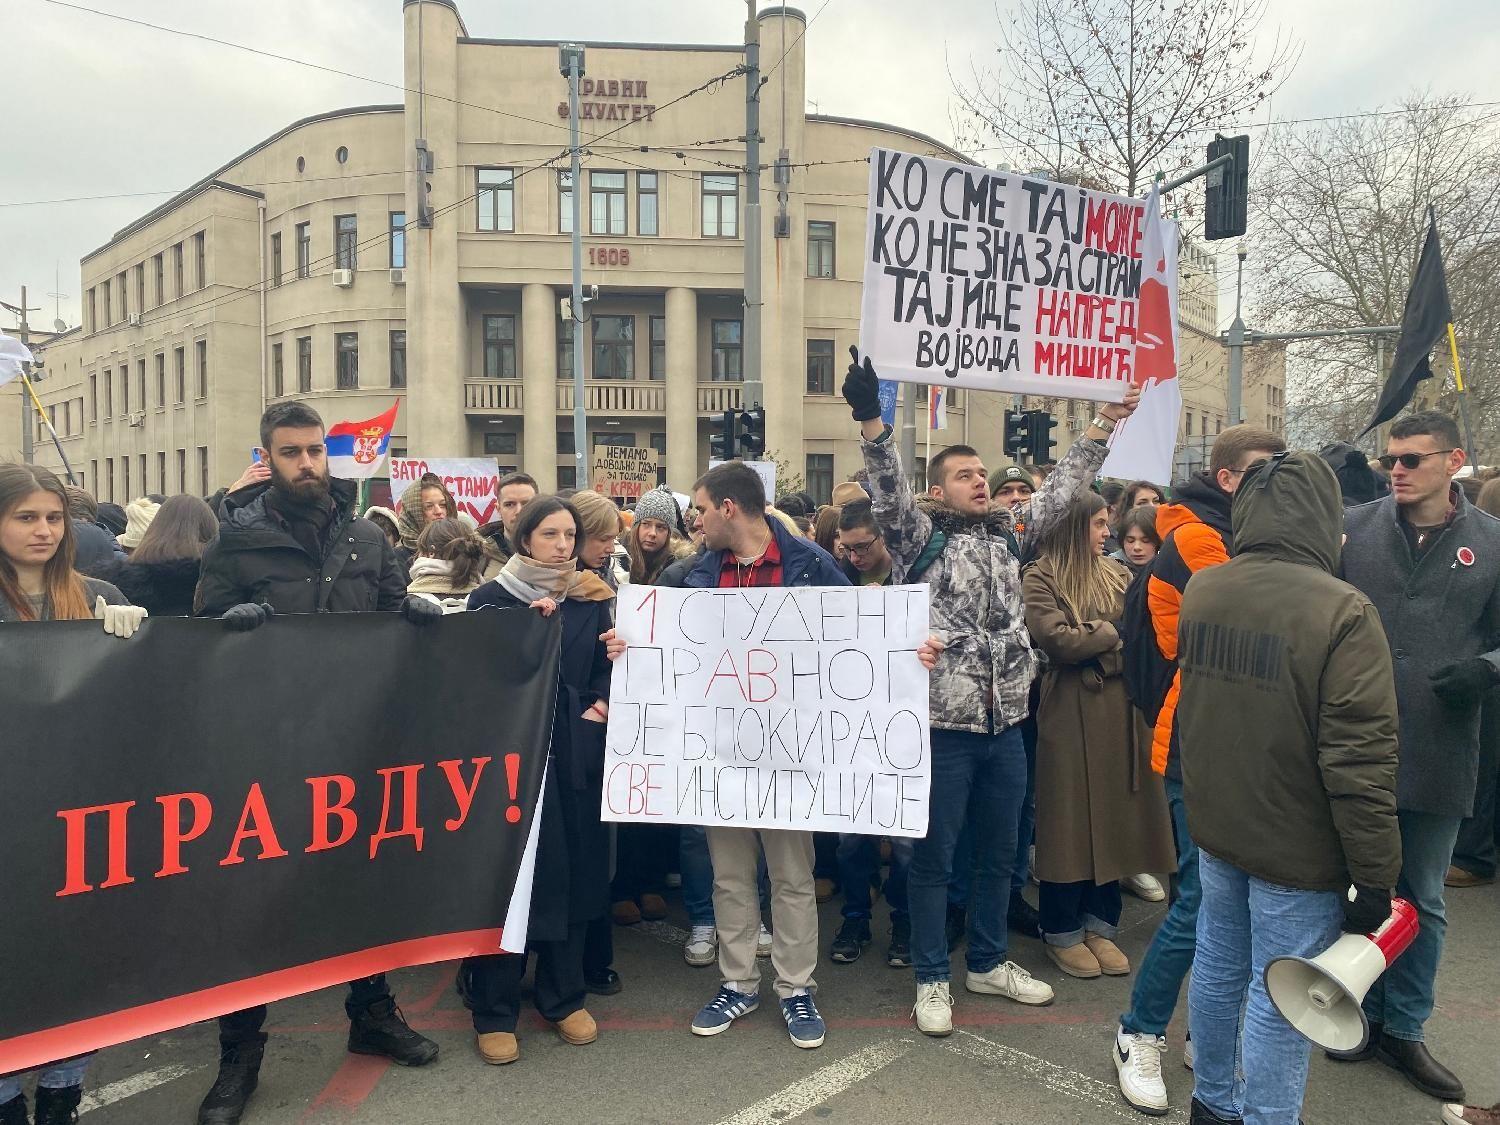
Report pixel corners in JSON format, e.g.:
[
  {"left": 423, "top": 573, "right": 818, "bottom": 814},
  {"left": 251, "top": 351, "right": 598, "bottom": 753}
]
[
  {"left": 634, "top": 486, "right": 681, "bottom": 530},
  {"left": 1319, "top": 442, "right": 1385, "bottom": 506},
  {"left": 993, "top": 464, "right": 1036, "bottom": 492},
  {"left": 831, "top": 481, "right": 868, "bottom": 507},
  {"left": 119, "top": 496, "right": 162, "bottom": 550}
]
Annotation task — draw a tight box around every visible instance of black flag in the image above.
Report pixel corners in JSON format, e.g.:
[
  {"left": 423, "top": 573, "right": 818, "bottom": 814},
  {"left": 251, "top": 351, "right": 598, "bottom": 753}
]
[{"left": 1362, "top": 208, "right": 1453, "bottom": 435}]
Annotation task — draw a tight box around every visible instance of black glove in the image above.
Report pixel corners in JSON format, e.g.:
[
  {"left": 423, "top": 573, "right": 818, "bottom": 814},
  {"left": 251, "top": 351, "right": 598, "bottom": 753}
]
[
  {"left": 220, "top": 602, "right": 273, "bottom": 632},
  {"left": 1341, "top": 884, "right": 1392, "bottom": 935},
  {"left": 842, "top": 346, "right": 884, "bottom": 423},
  {"left": 1430, "top": 658, "right": 1499, "bottom": 707},
  {"left": 401, "top": 594, "right": 444, "bottom": 626}
]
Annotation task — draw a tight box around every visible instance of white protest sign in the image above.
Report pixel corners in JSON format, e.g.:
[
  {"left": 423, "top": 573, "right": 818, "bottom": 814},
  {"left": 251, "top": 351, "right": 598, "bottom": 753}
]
[
  {"left": 860, "top": 146, "right": 1155, "bottom": 402},
  {"left": 389, "top": 458, "right": 498, "bottom": 525},
  {"left": 708, "top": 459, "right": 777, "bottom": 504},
  {"left": 603, "top": 584, "right": 931, "bottom": 836}
]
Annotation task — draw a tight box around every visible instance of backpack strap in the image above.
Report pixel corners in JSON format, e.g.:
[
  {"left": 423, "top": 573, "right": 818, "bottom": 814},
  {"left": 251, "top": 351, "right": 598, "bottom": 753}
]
[{"left": 906, "top": 528, "right": 947, "bottom": 583}]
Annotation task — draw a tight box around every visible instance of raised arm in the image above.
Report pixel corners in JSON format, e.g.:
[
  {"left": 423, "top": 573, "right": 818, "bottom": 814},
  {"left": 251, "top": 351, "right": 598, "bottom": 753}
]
[
  {"left": 844, "top": 349, "right": 931, "bottom": 573},
  {"left": 1016, "top": 385, "right": 1141, "bottom": 550}
]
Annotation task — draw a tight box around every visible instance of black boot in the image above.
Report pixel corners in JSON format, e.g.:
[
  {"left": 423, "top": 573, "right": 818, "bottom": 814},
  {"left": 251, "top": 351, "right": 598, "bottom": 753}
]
[
  {"left": 830, "top": 918, "right": 871, "bottom": 963},
  {"left": 0, "top": 1094, "right": 27, "bottom": 1125},
  {"left": 1327, "top": 1021, "right": 1382, "bottom": 1063},
  {"left": 1375, "top": 1035, "right": 1466, "bottom": 1102},
  {"left": 347, "top": 997, "right": 439, "bottom": 1066},
  {"left": 1008, "top": 891, "right": 1042, "bottom": 939},
  {"left": 585, "top": 967, "right": 623, "bottom": 996},
  {"left": 197, "top": 1042, "right": 264, "bottom": 1125},
  {"left": 33, "top": 1084, "right": 82, "bottom": 1125},
  {"left": 1189, "top": 1097, "right": 1243, "bottom": 1124},
  {"left": 887, "top": 914, "right": 912, "bottom": 968}
]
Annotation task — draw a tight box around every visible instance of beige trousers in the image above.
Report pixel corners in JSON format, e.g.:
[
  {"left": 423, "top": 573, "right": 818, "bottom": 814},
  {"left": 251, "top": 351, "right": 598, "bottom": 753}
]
[{"left": 705, "top": 826, "right": 819, "bottom": 999}]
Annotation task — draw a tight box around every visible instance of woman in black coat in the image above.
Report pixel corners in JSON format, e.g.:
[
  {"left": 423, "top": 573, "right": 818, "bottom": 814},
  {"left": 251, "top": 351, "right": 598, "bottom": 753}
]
[
  {"left": 94, "top": 494, "right": 218, "bottom": 617},
  {"left": 461, "top": 495, "right": 616, "bottom": 1067}
]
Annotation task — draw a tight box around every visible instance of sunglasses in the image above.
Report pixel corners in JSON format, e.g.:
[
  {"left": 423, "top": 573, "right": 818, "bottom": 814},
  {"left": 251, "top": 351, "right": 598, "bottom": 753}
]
[{"left": 1378, "top": 449, "right": 1455, "bottom": 471}]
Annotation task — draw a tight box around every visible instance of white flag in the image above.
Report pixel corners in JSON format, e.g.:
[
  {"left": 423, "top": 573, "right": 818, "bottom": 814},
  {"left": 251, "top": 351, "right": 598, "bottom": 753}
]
[
  {"left": 0, "top": 332, "right": 32, "bottom": 387},
  {"left": 1101, "top": 185, "right": 1180, "bottom": 483}
]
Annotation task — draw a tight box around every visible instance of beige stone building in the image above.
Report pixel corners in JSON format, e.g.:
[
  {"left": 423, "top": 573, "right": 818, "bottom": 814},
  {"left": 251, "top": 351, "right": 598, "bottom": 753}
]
[{"left": 25, "top": 0, "right": 1281, "bottom": 504}]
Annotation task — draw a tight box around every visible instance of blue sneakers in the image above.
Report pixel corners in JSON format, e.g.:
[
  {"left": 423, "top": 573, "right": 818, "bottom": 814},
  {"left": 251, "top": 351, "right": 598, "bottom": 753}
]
[
  {"left": 781, "top": 993, "right": 826, "bottom": 1049},
  {"left": 691, "top": 986, "right": 760, "bottom": 1036}
]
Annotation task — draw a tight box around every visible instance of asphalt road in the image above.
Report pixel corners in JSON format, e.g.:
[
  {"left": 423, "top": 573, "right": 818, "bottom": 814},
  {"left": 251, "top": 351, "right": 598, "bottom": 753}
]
[{"left": 63, "top": 879, "right": 1500, "bottom": 1124}]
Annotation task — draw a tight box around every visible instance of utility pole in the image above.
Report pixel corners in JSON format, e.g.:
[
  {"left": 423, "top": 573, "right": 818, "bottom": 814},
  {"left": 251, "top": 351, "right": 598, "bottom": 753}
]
[
  {"left": 561, "top": 44, "right": 589, "bottom": 488},
  {"left": 1226, "top": 242, "right": 1248, "bottom": 425},
  {"left": 3, "top": 286, "right": 39, "bottom": 464},
  {"left": 742, "top": 0, "right": 764, "bottom": 420}
]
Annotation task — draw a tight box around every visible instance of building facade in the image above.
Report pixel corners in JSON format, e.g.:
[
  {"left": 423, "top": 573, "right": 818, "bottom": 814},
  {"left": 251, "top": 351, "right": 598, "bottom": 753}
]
[{"left": 26, "top": 0, "right": 1280, "bottom": 504}]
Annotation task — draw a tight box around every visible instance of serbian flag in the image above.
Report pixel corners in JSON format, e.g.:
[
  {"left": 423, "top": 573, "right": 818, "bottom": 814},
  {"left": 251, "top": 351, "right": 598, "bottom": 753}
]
[
  {"left": 326, "top": 401, "right": 399, "bottom": 479},
  {"left": 929, "top": 386, "right": 948, "bottom": 431},
  {"left": 1101, "top": 184, "right": 1180, "bottom": 484}
]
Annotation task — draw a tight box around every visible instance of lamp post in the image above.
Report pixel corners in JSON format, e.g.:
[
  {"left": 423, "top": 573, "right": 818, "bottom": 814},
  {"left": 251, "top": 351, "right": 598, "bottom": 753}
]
[{"left": 1226, "top": 240, "right": 1248, "bottom": 426}]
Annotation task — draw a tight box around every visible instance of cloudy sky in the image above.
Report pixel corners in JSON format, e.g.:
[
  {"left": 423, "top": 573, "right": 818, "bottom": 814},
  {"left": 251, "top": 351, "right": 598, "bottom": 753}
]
[{"left": 3, "top": 0, "right": 1497, "bottom": 331}]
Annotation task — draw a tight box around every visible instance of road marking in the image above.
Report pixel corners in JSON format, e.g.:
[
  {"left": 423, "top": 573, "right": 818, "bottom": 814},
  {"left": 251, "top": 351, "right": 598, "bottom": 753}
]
[
  {"left": 79, "top": 1064, "right": 199, "bottom": 1115},
  {"left": 944, "top": 1029, "right": 1183, "bottom": 1121},
  {"left": 710, "top": 1039, "right": 913, "bottom": 1125}
]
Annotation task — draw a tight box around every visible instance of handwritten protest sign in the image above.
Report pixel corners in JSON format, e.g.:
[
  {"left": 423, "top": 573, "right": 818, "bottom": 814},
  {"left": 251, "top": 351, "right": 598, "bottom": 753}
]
[
  {"left": 592, "top": 446, "right": 659, "bottom": 502},
  {"left": 390, "top": 458, "right": 498, "bottom": 525},
  {"left": 603, "top": 585, "right": 931, "bottom": 836},
  {"left": 860, "top": 146, "right": 1151, "bottom": 402}
]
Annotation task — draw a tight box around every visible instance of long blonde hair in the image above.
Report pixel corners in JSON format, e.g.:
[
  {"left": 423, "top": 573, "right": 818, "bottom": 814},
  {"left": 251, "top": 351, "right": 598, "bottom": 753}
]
[{"left": 1036, "top": 492, "right": 1128, "bottom": 621}]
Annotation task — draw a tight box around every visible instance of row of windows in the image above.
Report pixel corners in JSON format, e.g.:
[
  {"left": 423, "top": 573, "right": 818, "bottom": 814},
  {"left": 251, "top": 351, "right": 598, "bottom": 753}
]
[
  {"left": 86, "top": 231, "right": 207, "bottom": 333},
  {"left": 269, "top": 331, "right": 406, "bottom": 396},
  {"left": 87, "top": 449, "right": 209, "bottom": 506},
  {"left": 269, "top": 212, "right": 407, "bottom": 285},
  {"left": 86, "top": 341, "right": 208, "bottom": 423},
  {"left": 35, "top": 397, "right": 86, "bottom": 442}
]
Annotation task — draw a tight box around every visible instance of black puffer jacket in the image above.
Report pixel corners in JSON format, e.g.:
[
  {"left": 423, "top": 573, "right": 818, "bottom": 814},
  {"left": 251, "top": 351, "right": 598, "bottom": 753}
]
[
  {"left": 94, "top": 557, "right": 204, "bottom": 618},
  {"left": 73, "top": 520, "right": 126, "bottom": 576},
  {"left": 193, "top": 477, "right": 406, "bottom": 616}
]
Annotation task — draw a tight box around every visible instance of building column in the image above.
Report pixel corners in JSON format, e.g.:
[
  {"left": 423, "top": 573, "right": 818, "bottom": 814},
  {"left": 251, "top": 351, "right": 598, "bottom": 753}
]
[
  {"left": 521, "top": 283, "right": 558, "bottom": 492},
  {"left": 665, "top": 287, "right": 698, "bottom": 491}
]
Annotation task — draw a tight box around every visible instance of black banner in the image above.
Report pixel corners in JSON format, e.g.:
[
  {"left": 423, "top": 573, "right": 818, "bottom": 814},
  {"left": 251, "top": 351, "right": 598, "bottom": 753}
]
[{"left": 0, "top": 609, "right": 557, "bottom": 1073}]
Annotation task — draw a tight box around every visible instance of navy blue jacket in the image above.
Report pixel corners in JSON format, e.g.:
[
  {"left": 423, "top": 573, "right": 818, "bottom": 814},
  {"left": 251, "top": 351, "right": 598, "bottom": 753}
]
[{"left": 682, "top": 515, "right": 850, "bottom": 589}]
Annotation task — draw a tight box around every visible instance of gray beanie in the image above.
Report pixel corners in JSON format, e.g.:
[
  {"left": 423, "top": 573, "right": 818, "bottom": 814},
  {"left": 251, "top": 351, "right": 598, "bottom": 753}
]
[{"left": 634, "top": 486, "right": 681, "bottom": 531}]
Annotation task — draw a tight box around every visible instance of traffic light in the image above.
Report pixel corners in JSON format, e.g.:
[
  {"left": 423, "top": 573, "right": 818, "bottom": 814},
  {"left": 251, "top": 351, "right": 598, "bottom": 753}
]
[
  {"left": 737, "top": 407, "right": 766, "bottom": 459},
  {"left": 1003, "top": 409, "right": 1031, "bottom": 459},
  {"left": 1025, "top": 410, "right": 1058, "bottom": 465},
  {"left": 1205, "top": 133, "right": 1250, "bottom": 241},
  {"left": 710, "top": 410, "right": 738, "bottom": 462}
]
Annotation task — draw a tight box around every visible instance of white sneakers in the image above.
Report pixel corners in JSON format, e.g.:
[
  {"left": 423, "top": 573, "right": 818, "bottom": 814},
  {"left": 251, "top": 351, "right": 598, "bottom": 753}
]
[
  {"left": 683, "top": 925, "right": 718, "bottom": 967},
  {"left": 964, "top": 962, "right": 1055, "bottom": 1005},
  {"left": 1124, "top": 873, "right": 1167, "bottom": 902},
  {"left": 756, "top": 922, "right": 773, "bottom": 958},
  {"left": 1114, "top": 1025, "right": 1169, "bottom": 1116},
  {"left": 913, "top": 981, "right": 954, "bottom": 1037}
]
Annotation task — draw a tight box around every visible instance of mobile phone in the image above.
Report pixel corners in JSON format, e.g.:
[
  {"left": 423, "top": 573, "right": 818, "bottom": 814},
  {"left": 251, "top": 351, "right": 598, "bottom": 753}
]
[{"left": 251, "top": 448, "right": 262, "bottom": 463}]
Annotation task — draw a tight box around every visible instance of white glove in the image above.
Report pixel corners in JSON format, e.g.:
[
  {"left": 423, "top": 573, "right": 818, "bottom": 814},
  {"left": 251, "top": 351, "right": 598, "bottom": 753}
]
[{"left": 94, "top": 595, "right": 147, "bottom": 639}]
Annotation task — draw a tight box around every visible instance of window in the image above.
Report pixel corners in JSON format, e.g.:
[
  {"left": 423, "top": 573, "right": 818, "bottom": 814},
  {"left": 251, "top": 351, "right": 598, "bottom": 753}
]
[
  {"left": 134, "top": 264, "right": 145, "bottom": 313},
  {"left": 138, "top": 455, "right": 147, "bottom": 500},
  {"left": 336, "top": 145, "right": 349, "bottom": 164},
  {"left": 638, "top": 172, "right": 659, "bottom": 236},
  {"left": 336, "top": 332, "right": 359, "bottom": 389},
  {"left": 154, "top": 353, "right": 165, "bottom": 406},
  {"left": 477, "top": 170, "right": 514, "bottom": 232},
  {"left": 1185, "top": 412, "right": 1194, "bottom": 436},
  {"left": 592, "top": 316, "right": 634, "bottom": 380},
  {"left": 702, "top": 174, "right": 739, "bottom": 238},
  {"left": 89, "top": 373, "right": 97, "bottom": 421},
  {"left": 389, "top": 211, "right": 406, "bottom": 268},
  {"left": 806, "top": 454, "right": 834, "bottom": 507},
  {"left": 558, "top": 171, "right": 574, "bottom": 234},
  {"left": 153, "top": 254, "right": 163, "bottom": 305},
  {"left": 195, "top": 340, "right": 208, "bottom": 399},
  {"left": 176, "top": 449, "right": 186, "bottom": 492},
  {"left": 295, "top": 223, "right": 311, "bottom": 278},
  {"left": 297, "top": 336, "right": 312, "bottom": 393},
  {"left": 649, "top": 316, "right": 666, "bottom": 380},
  {"left": 913, "top": 456, "right": 928, "bottom": 493},
  {"left": 483, "top": 315, "right": 517, "bottom": 378},
  {"left": 806, "top": 339, "right": 835, "bottom": 394},
  {"left": 334, "top": 215, "right": 357, "bottom": 270},
  {"left": 157, "top": 452, "right": 167, "bottom": 493},
  {"left": 107, "top": 459, "right": 115, "bottom": 503},
  {"left": 87, "top": 289, "right": 96, "bottom": 333},
  {"left": 199, "top": 447, "right": 209, "bottom": 497},
  {"left": 484, "top": 432, "right": 518, "bottom": 456},
  {"left": 117, "top": 273, "right": 128, "bottom": 319},
  {"left": 104, "top": 368, "right": 114, "bottom": 417},
  {"left": 194, "top": 231, "right": 206, "bottom": 290},
  {"left": 271, "top": 233, "right": 282, "bottom": 287},
  {"left": 102, "top": 282, "right": 111, "bottom": 326},
  {"left": 590, "top": 172, "right": 627, "bottom": 235},
  {"left": 390, "top": 330, "right": 406, "bottom": 387},
  {"left": 272, "top": 343, "right": 284, "bottom": 397},
  {"left": 557, "top": 465, "right": 577, "bottom": 490},
  {"left": 174, "top": 242, "right": 184, "bottom": 297},
  {"left": 594, "top": 433, "right": 635, "bottom": 447},
  {"left": 651, "top": 432, "right": 667, "bottom": 485},
  {"left": 557, "top": 429, "right": 575, "bottom": 456},
  {"left": 120, "top": 460, "right": 130, "bottom": 503},
  {"left": 807, "top": 221, "right": 836, "bottom": 278},
  {"left": 136, "top": 359, "right": 146, "bottom": 411},
  {"left": 121, "top": 364, "right": 130, "bottom": 414},
  {"left": 711, "top": 319, "right": 743, "bottom": 382},
  {"left": 174, "top": 347, "right": 186, "bottom": 403},
  {"left": 91, "top": 460, "right": 98, "bottom": 492},
  {"left": 557, "top": 316, "right": 575, "bottom": 376}
]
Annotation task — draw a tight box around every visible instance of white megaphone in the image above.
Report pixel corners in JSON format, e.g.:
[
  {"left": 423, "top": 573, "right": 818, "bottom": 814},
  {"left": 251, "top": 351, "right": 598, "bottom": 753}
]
[{"left": 1264, "top": 897, "right": 1419, "bottom": 1054}]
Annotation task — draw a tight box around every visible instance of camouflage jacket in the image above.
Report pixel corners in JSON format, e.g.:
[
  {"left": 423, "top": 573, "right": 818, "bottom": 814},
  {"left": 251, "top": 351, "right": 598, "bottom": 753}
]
[{"left": 861, "top": 431, "right": 1109, "bottom": 733}]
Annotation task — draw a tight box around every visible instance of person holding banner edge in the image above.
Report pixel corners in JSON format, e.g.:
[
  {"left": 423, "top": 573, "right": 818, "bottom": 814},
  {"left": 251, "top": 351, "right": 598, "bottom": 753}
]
[{"left": 843, "top": 346, "right": 1139, "bottom": 1037}]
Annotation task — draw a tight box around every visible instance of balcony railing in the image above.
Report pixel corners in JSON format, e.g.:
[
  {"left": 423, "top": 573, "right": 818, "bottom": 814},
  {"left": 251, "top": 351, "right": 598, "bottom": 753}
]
[
  {"left": 696, "top": 383, "right": 742, "bottom": 413},
  {"left": 464, "top": 379, "right": 747, "bottom": 415},
  {"left": 556, "top": 380, "right": 667, "bottom": 414},
  {"left": 463, "top": 380, "right": 523, "bottom": 412}
]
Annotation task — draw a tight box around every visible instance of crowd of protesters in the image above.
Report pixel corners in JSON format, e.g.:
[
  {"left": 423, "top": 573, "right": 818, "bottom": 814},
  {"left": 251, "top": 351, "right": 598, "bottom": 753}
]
[{"left": 1, "top": 377, "right": 1497, "bottom": 1125}]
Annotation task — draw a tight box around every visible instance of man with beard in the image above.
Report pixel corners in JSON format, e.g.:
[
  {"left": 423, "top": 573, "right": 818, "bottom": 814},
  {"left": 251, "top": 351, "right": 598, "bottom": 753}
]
[{"left": 192, "top": 400, "right": 441, "bottom": 1125}]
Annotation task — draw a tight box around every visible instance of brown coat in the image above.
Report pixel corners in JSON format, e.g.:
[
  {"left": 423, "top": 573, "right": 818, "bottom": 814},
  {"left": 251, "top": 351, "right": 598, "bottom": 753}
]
[{"left": 1023, "top": 557, "right": 1177, "bottom": 886}]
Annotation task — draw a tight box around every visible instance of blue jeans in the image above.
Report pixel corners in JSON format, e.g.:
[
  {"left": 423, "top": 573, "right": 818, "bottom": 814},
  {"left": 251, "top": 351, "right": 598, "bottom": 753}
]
[
  {"left": 909, "top": 726, "right": 1027, "bottom": 983},
  {"left": 1013, "top": 714, "right": 1038, "bottom": 893},
  {"left": 1361, "top": 809, "right": 1462, "bottom": 1042},
  {"left": 0, "top": 1056, "right": 92, "bottom": 1104},
  {"left": 681, "top": 825, "right": 769, "bottom": 928},
  {"left": 1122, "top": 776, "right": 1200, "bottom": 1036},
  {"left": 1189, "top": 851, "right": 1341, "bottom": 1125},
  {"left": 1040, "top": 879, "right": 1121, "bottom": 946},
  {"left": 837, "top": 834, "right": 912, "bottom": 919}
]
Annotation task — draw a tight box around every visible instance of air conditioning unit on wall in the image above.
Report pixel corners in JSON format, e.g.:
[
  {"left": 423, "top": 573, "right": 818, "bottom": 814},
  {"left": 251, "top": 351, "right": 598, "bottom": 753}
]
[
  {"left": 389, "top": 268, "right": 405, "bottom": 285},
  {"left": 332, "top": 269, "right": 355, "bottom": 288},
  {"left": 127, "top": 313, "right": 142, "bottom": 327},
  {"left": 127, "top": 411, "right": 145, "bottom": 427}
]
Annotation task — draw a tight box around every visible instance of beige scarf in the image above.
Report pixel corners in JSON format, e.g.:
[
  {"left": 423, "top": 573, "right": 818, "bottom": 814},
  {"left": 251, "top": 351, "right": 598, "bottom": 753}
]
[{"left": 498, "top": 553, "right": 615, "bottom": 604}]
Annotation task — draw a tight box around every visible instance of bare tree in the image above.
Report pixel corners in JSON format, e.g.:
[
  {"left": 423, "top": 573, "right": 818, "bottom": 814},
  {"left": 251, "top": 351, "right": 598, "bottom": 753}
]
[
  {"left": 952, "top": 0, "right": 1296, "bottom": 195},
  {"left": 1251, "top": 96, "right": 1500, "bottom": 452}
]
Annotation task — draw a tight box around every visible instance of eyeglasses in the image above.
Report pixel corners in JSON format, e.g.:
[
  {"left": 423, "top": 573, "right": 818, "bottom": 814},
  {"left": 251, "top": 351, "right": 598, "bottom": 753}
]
[
  {"left": 841, "top": 538, "right": 880, "bottom": 558},
  {"left": 1378, "top": 449, "right": 1455, "bottom": 471}
]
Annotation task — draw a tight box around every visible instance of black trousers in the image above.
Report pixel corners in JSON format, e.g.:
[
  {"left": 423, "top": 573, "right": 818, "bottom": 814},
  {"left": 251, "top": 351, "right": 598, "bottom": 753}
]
[
  {"left": 218, "top": 974, "right": 391, "bottom": 1047},
  {"left": 610, "top": 823, "right": 678, "bottom": 901},
  {"left": 583, "top": 914, "right": 613, "bottom": 975},
  {"left": 459, "top": 924, "right": 587, "bottom": 1034}
]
